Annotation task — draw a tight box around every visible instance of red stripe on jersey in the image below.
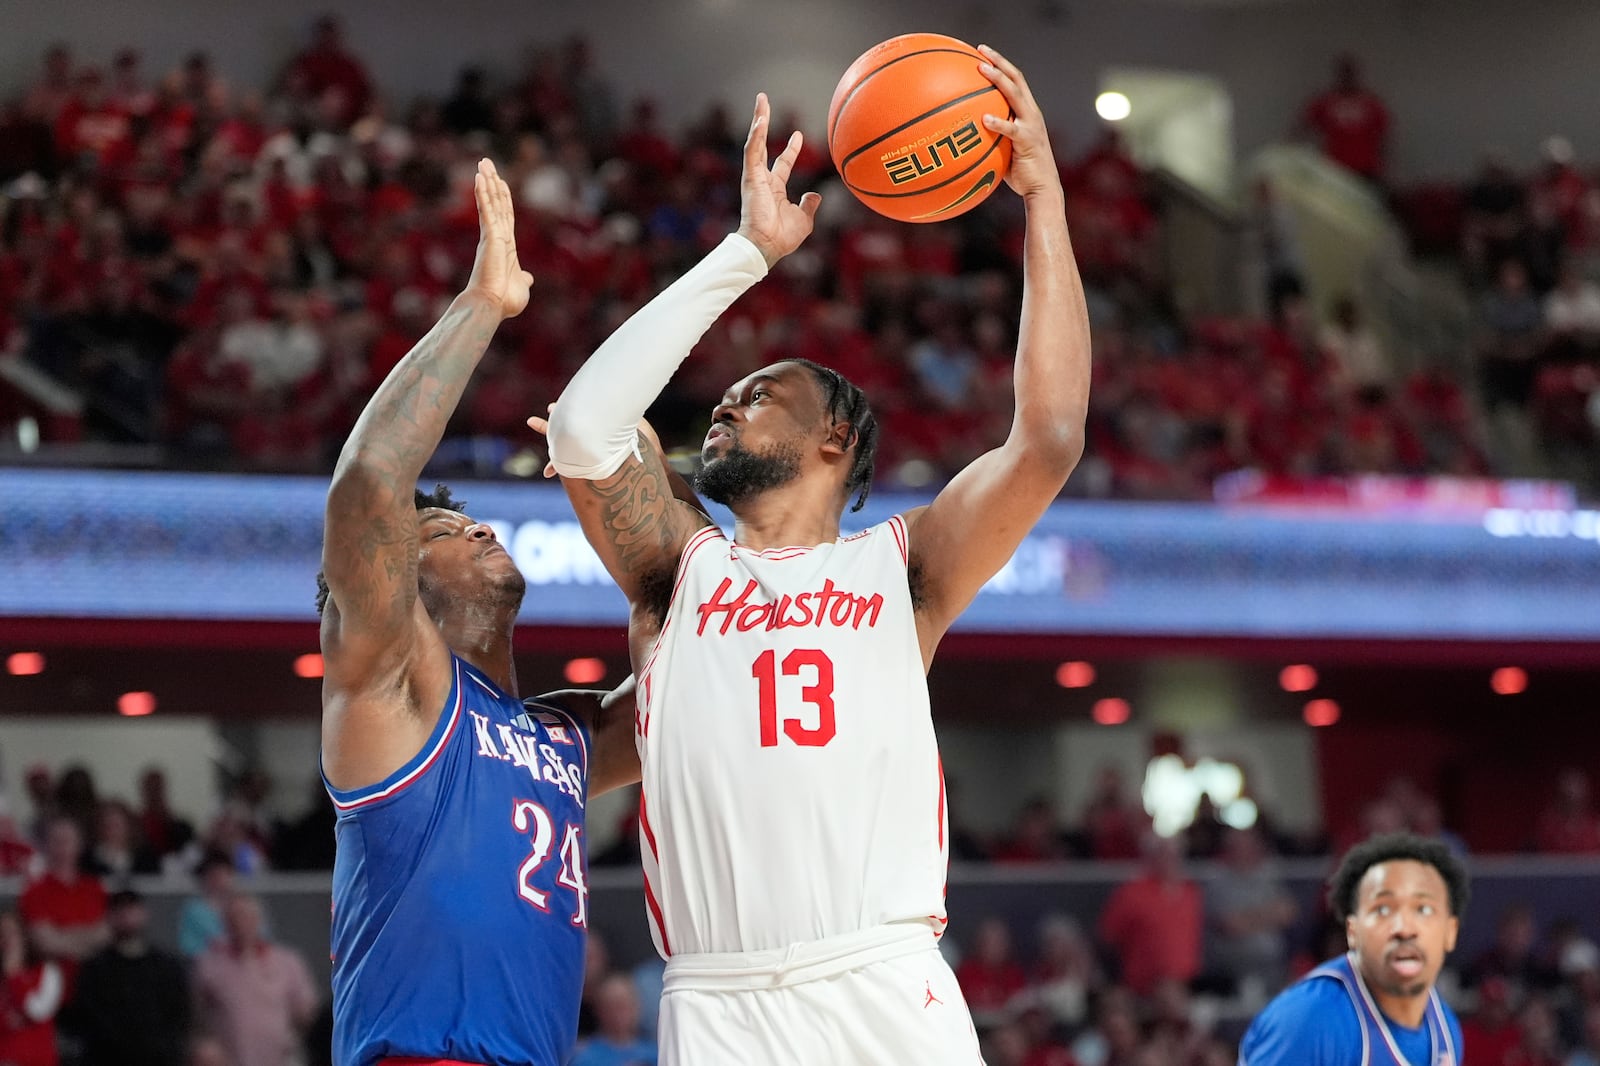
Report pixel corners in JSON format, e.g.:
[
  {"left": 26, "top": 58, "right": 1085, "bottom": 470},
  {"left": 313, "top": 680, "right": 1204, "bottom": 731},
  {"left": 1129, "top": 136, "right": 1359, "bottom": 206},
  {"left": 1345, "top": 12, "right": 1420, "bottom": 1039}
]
[
  {"left": 750, "top": 547, "right": 811, "bottom": 560},
  {"left": 639, "top": 790, "right": 660, "bottom": 859},
  {"left": 643, "top": 871, "right": 672, "bottom": 956},
  {"left": 639, "top": 525, "right": 724, "bottom": 690},
  {"left": 638, "top": 790, "right": 672, "bottom": 955},
  {"left": 889, "top": 514, "right": 908, "bottom": 566},
  {"left": 670, "top": 526, "right": 723, "bottom": 603},
  {"left": 936, "top": 755, "right": 946, "bottom": 851}
]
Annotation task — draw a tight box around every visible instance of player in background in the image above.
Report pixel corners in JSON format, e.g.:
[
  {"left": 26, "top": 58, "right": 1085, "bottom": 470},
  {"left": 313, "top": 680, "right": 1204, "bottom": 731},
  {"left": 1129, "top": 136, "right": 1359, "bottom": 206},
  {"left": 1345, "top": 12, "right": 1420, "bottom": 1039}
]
[
  {"left": 1239, "top": 833, "right": 1468, "bottom": 1066},
  {"left": 318, "top": 159, "right": 685, "bottom": 1066},
  {"left": 546, "top": 47, "right": 1088, "bottom": 1065}
]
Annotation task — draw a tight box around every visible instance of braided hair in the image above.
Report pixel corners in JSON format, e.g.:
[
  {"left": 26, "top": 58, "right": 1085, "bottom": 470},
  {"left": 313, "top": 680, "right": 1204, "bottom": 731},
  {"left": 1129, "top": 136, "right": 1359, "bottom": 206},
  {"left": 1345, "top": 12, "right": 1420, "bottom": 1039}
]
[{"left": 788, "top": 359, "right": 878, "bottom": 512}]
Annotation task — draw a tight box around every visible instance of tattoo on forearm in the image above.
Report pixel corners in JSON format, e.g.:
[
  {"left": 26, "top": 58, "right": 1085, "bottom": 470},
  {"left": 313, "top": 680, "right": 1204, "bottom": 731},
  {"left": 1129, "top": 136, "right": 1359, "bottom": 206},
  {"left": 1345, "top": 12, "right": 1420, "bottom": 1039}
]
[
  {"left": 591, "top": 459, "right": 681, "bottom": 578},
  {"left": 324, "top": 300, "right": 498, "bottom": 624}
]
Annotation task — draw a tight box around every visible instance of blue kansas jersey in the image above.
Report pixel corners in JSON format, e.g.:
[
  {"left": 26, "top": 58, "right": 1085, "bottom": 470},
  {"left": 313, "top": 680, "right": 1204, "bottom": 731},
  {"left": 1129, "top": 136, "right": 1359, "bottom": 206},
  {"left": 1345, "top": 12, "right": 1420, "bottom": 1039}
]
[
  {"left": 325, "top": 655, "right": 592, "bottom": 1066},
  {"left": 1240, "top": 953, "right": 1462, "bottom": 1066}
]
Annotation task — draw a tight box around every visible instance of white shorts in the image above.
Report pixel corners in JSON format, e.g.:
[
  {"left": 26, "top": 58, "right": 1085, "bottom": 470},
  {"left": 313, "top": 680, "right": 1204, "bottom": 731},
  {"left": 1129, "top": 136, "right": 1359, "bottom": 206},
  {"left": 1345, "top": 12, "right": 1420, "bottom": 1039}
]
[{"left": 658, "top": 922, "right": 984, "bottom": 1066}]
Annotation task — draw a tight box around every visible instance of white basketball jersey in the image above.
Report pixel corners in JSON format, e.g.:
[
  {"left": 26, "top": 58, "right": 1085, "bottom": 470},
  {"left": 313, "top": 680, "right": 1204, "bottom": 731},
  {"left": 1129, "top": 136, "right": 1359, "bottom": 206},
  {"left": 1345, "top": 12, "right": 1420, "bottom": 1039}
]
[{"left": 635, "top": 515, "right": 949, "bottom": 957}]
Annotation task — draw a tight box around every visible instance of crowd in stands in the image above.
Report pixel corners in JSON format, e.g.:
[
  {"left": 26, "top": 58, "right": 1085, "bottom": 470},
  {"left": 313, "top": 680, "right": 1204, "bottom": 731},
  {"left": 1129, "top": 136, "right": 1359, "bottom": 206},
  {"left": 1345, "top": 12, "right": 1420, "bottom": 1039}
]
[
  {"left": 0, "top": 23, "right": 1557, "bottom": 501},
  {"left": 3, "top": 754, "right": 1599, "bottom": 1064}
]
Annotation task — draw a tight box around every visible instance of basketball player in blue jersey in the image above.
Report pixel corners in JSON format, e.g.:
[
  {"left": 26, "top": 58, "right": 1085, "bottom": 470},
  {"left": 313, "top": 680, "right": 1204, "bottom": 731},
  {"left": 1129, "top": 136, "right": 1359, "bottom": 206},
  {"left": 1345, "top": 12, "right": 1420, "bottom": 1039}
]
[
  {"left": 316, "top": 161, "right": 684, "bottom": 1066},
  {"left": 1240, "top": 833, "right": 1469, "bottom": 1066}
]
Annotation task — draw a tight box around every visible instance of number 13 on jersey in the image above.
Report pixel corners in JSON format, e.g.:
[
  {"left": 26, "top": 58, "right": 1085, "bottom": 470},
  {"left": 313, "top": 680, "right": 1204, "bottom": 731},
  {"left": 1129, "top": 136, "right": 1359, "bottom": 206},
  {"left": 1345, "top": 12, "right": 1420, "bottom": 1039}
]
[{"left": 752, "top": 648, "right": 837, "bottom": 747}]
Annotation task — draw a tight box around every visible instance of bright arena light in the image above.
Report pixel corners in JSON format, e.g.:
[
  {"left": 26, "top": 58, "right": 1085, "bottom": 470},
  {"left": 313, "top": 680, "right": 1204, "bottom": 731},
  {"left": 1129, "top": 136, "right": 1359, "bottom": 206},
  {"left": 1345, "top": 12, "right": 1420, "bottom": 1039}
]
[
  {"left": 1092, "top": 697, "right": 1130, "bottom": 725},
  {"left": 1279, "top": 664, "right": 1318, "bottom": 692},
  {"left": 293, "top": 654, "right": 325, "bottom": 679},
  {"left": 1303, "top": 699, "right": 1341, "bottom": 727},
  {"left": 564, "top": 658, "right": 607, "bottom": 685},
  {"left": 1055, "top": 661, "right": 1096, "bottom": 689},
  {"left": 6, "top": 652, "right": 45, "bottom": 676},
  {"left": 118, "top": 691, "right": 158, "bottom": 717},
  {"left": 1490, "top": 667, "right": 1527, "bottom": 695},
  {"left": 1095, "top": 91, "right": 1132, "bottom": 122}
]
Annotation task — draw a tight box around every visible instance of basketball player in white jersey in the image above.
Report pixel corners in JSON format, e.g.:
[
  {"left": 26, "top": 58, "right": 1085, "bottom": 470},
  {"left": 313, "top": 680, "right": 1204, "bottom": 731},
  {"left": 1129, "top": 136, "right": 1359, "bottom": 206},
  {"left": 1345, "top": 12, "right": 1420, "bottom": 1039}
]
[{"left": 545, "top": 47, "right": 1088, "bottom": 1065}]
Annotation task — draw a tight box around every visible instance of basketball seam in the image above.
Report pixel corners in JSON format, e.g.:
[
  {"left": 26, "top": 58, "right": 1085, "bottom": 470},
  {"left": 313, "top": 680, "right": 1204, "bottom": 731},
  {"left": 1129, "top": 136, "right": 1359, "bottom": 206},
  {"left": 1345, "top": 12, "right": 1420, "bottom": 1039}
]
[
  {"left": 838, "top": 82, "right": 1002, "bottom": 173},
  {"left": 847, "top": 129, "right": 1010, "bottom": 201},
  {"left": 828, "top": 46, "right": 982, "bottom": 148},
  {"left": 910, "top": 170, "right": 998, "bottom": 220}
]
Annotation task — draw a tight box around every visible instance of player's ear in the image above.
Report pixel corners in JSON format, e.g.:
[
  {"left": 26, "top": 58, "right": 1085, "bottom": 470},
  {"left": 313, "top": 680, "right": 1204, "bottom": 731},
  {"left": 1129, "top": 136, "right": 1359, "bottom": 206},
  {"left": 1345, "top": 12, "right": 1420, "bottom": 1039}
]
[
  {"left": 821, "top": 418, "right": 856, "bottom": 457},
  {"left": 1444, "top": 915, "right": 1459, "bottom": 953},
  {"left": 1345, "top": 915, "right": 1357, "bottom": 952}
]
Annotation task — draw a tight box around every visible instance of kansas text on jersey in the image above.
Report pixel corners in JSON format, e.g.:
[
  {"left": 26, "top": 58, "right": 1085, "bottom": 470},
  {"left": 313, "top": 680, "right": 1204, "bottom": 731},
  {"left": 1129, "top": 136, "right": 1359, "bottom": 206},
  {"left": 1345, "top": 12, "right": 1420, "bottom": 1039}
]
[{"left": 324, "top": 656, "right": 592, "bottom": 1066}]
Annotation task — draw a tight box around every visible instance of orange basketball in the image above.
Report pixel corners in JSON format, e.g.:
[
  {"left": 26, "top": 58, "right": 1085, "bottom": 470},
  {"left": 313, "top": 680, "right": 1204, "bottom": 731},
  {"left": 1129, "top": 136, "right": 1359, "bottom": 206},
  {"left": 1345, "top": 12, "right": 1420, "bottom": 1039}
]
[{"left": 827, "top": 33, "right": 1012, "bottom": 224}]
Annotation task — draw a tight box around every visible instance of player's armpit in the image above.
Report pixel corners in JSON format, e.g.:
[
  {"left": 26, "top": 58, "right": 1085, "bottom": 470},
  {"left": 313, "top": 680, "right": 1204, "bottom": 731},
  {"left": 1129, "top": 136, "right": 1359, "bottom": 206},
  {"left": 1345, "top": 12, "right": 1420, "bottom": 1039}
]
[
  {"left": 320, "top": 598, "right": 452, "bottom": 792},
  {"left": 561, "top": 447, "right": 711, "bottom": 617},
  {"left": 542, "top": 678, "right": 641, "bottom": 797},
  {"left": 902, "top": 438, "right": 1078, "bottom": 650}
]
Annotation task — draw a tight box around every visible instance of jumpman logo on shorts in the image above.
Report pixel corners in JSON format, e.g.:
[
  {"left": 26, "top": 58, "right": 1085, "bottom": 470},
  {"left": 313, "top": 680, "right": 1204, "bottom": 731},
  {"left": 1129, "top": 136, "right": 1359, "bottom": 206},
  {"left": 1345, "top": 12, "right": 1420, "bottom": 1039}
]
[{"left": 924, "top": 980, "right": 943, "bottom": 1008}]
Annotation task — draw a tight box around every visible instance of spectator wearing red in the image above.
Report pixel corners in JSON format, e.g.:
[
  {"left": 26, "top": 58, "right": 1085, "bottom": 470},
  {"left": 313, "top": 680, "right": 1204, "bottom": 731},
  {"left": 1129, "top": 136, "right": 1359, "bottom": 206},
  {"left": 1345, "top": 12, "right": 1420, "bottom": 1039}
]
[
  {"left": 17, "top": 816, "right": 109, "bottom": 987},
  {"left": 282, "top": 15, "right": 371, "bottom": 128},
  {"left": 21, "top": 44, "right": 75, "bottom": 124},
  {"left": 1535, "top": 768, "right": 1600, "bottom": 854},
  {"left": 0, "top": 909, "right": 63, "bottom": 1066},
  {"left": 994, "top": 799, "right": 1071, "bottom": 863},
  {"left": 1298, "top": 54, "right": 1391, "bottom": 184},
  {"left": 1098, "top": 833, "right": 1203, "bottom": 997},
  {"left": 53, "top": 67, "right": 133, "bottom": 172},
  {"left": 1080, "top": 764, "right": 1150, "bottom": 860},
  {"left": 1460, "top": 975, "right": 1522, "bottom": 1066},
  {"left": 956, "top": 918, "right": 1029, "bottom": 1027},
  {"left": 107, "top": 49, "right": 156, "bottom": 120},
  {"left": 0, "top": 791, "right": 35, "bottom": 877},
  {"left": 1014, "top": 1004, "right": 1078, "bottom": 1066},
  {"left": 1532, "top": 136, "right": 1591, "bottom": 237},
  {"left": 1504, "top": 996, "right": 1565, "bottom": 1066}
]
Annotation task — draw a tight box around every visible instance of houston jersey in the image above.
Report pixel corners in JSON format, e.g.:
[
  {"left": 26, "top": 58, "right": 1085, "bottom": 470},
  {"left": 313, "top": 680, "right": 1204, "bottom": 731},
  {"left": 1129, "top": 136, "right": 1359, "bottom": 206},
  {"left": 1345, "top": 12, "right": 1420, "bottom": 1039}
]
[
  {"left": 636, "top": 516, "right": 947, "bottom": 956},
  {"left": 324, "top": 655, "right": 592, "bottom": 1066}
]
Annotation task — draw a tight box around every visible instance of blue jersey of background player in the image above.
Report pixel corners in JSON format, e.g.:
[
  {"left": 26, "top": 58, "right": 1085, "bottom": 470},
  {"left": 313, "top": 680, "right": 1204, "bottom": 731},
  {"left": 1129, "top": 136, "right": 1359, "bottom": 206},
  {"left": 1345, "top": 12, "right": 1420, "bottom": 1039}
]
[
  {"left": 1240, "top": 833, "right": 1469, "bottom": 1066},
  {"left": 316, "top": 161, "right": 685, "bottom": 1066}
]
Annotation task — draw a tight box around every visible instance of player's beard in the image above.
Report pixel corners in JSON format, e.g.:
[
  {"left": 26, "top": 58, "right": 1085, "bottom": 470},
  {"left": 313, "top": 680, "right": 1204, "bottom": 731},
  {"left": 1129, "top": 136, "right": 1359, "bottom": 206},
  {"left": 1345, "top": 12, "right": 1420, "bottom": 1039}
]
[{"left": 695, "top": 438, "right": 804, "bottom": 507}]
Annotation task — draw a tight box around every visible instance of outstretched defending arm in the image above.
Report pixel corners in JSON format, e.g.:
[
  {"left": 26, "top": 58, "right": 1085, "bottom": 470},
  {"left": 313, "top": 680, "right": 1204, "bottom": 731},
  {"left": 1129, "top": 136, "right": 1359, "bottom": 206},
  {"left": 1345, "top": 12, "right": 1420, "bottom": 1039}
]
[
  {"left": 546, "top": 93, "right": 819, "bottom": 612},
  {"left": 904, "top": 47, "right": 1091, "bottom": 656},
  {"left": 320, "top": 160, "right": 532, "bottom": 790}
]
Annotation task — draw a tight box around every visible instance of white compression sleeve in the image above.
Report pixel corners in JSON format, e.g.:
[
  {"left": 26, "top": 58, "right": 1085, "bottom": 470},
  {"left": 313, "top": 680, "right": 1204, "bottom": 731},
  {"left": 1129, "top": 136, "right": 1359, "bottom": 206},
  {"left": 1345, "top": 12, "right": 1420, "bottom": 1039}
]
[{"left": 547, "top": 232, "right": 769, "bottom": 481}]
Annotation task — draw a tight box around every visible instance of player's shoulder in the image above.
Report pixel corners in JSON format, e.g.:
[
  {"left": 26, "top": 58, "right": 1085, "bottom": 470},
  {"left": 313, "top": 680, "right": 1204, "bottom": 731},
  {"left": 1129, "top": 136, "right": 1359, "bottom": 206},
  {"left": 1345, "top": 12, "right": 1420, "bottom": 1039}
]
[{"left": 1241, "top": 972, "right": 1360, "bottom": 1066}]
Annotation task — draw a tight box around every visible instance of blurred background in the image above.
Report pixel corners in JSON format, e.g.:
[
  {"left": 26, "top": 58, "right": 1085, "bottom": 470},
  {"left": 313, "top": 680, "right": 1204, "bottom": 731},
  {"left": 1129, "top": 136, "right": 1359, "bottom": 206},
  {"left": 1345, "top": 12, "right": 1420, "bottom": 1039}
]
[{"left": 2, "top": 1, "right": 1599, "bottom": 1064}]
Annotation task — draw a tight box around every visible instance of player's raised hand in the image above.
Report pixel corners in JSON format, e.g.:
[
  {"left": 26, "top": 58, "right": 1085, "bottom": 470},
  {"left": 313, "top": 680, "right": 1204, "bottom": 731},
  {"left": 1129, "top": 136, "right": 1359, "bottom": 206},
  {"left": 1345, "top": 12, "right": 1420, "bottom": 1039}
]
[
  {"left": 975, "top": 46, "right": 1063, "bottom": 203},
  {"left": 737, "top": 93, "right": 822, "bottom": 269},
  {"left": 465, "top": 159, "right": 534, "bottom": 319}
]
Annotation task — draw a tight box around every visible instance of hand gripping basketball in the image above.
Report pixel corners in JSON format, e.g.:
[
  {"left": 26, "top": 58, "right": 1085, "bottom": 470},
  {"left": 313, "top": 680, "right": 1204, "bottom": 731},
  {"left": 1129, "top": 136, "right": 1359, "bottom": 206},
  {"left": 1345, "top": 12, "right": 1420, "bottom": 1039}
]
[
  {"left": 736, "top": 93, "right": 822, "bottom": 269},
  {"left": 975, "top": 45, "right": 1062, "bottom": 203}
]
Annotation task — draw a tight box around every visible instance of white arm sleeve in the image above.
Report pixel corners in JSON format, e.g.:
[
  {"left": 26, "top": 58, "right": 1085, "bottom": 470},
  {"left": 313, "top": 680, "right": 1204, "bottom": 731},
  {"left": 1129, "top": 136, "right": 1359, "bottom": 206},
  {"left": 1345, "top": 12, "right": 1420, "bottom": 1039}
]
[{"left": 547, "top": 232, "right": 769, "bottom": 481}]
